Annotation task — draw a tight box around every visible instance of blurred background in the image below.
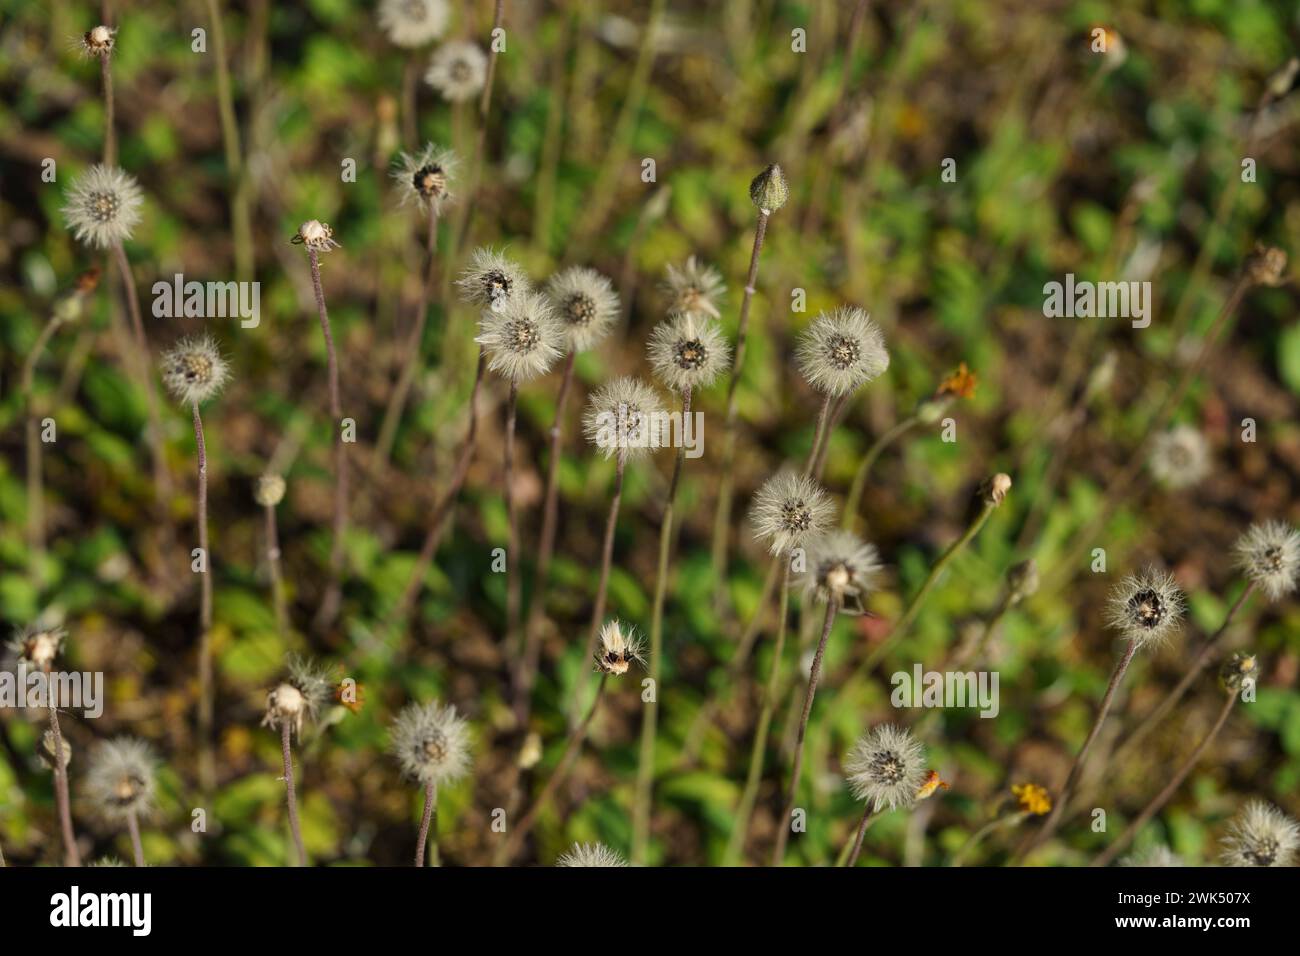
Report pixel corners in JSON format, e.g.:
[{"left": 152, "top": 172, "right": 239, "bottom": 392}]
[{"left": 1, "top": 0, "right": 1299, "bottom": 866}]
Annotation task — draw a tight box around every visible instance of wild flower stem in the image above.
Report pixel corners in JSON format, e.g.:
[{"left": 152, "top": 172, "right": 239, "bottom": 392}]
[
  {"left": 452, "top": 0, "right": 507, "bottom": 257},
  {"left": 1090, "top": 691, "right": 1237, "bottom": 868},
  {"left": 401, "top": 56, "right": 419, "bottom": 148},
  {"left": 570, "top": 456, "right": 625, "bottom": 726},
  {"left": 950, "top": 811, "right": 1028, "bottom": 867},
  {"left": 414, "top": 780, "right": 438, "bottom": 867},
  {"left": 631, "top": 386, "right": 693, "bottom": 864},
  {"left": 722, "top": 557, "right": 792, "bottom": 865},
  {"left": 191, "top": 400, "right": 216, "bottom": 794},
  {"left": 504, "top": 380, "right": 522, "bottom": 659},
  {"left": 772, "top": 598, "right": 838, "bottom": 865},
  {"left": 263, "top": 502, "right": 287, "bottom": 634},
  {"left": 842, "top": 803, "right": 882, "bottom": 867},
  {"left": 22, "top": 316, "right": 62, "bottom": 581},
  {"left": 307, "top": 247, "right": 349, "bottom": 633},
  {"left": 126, "top": 808, "right": 145, "bottom": 867},
  {"left": 47, "top": 689, "right": 80, "bottom": 866},
  {"left": 280, "top": 721, "right": 306, "bottom": 867},
  {"left": 514, "top": 349, "right": 577, "bottom": 725},
  {"left": 100, "top": 53, "right": 116, "bottom": 166},
  {"left": 202, "top": 0, "right": 254, "bottom": 282},
  {"left": 842, "top": 415, "right": 919, "bottom": 531}
]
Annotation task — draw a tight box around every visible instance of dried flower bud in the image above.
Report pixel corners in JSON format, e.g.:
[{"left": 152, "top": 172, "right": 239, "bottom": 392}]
[
  {"left": 749, "top": 163, "right": 789, "bottom": 213},
  {"left": 291, "top": 219, "right": 340, "bottom": 252},
  {"left": 39, "top": 730, "right": 72, "bottom": 770},
  {"left": 1244, "top": 244, "right": 1287, "bottom": 287},
  {"left": 262, "top": 656, "right": 332, "bottom": 737},
  {"left": 1007, "top": 559, "right": 1039, "bottom": 603},
  {"left": 9, "top": 624, "right": 66, "bottom": 670},
  {"left": 979, "top": 473, "right": 1012, "bottom": 507},
  {"left": 81, "top": 25, "right": 116, "bottom": 58},
  {"left": 1220, "top": 651, "right": 1260, "bottom": 694},
  {"left": 255, "top": 474, "right": 286, "bottom": 508},
  {"left": 594, "top": 620, "right": 644, "bottom": 675}
]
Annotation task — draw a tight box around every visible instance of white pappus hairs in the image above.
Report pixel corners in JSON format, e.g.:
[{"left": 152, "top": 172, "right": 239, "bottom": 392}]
[
  {"left": 1119, "top": 845, "right": 1184, "bottom": 867},
  {"left": 8, "top": 623, "right": 67, "bottom": 670},
  {"left": 63, "top": 164, "right": 144, "bottom": 249},
  {"left": 557, "top": 842, "right": 627, "bottom": 867},
  {"left": 795, "top": 306, "right": 890, "bottom": 397},
  {"left": 660, "top": 255, "right": 726, "bottom": 319},
  {"left": 85, "top": 737, "right": 158, "bottom": 823},
  {"left": 1233, "top": 521, "right": 1300, "bottom": 601},
  {"left": 800, "top": 530, "right": 884, "bottom": 613},
  {"left": 647, "top": 311, "right": 730, "bottom": 392},
  {"left": 262, "top": 654, "right": 333, "bottom": 737},
  {"left": 1104, "top": 566, "right": 1185, "bottom": 649},
  {"left": 379, "top": 0, "right": 450, "bottom": 48},
  {"left": 389, "top": 700, "right": 472, "bottom": 787},
  {"left": 160, "top": 334, "right": 230, "bottom": 405},
  {"left": 582, "top": 377, "right": 665, "bottom": 462},
  {"left": 749, "top": 471, "right": 835, "bottom": 556},
  {"left": 1220, "top": 800, "right": 1300, "bottom": 867},
  {"left": 425, "top": 40, "right": 488, "bottom": 103},
  {"left": 546, "top": 266, "right": 620, "bottom": 353},
  {"left": 1148, "top": 424, "right": 1210, "bottom": 490},
  {"left": 457, "top": 247, "right": 529, "bottom": 312},
  {"left": 594, "top": 619, "right": 645, "bottom": 675},
  {"left": 392, "top": 142, "right": 458, "bottom": 214},
  {"left": 475, "top": 289, "right": 565, "bottom": 382},
  {"left": 844, "top": 724, "right": 928, "bottom": 813}
]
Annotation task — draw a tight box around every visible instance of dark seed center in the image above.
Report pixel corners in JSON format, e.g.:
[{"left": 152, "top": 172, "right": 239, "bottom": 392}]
[
  {"left": 421, "top": 732, "right": 447, "bottom": 763},
  {"left": 181, "top": 354, "right": 213, "bottom": 383},
  {"left": 450, "top": 59, "right": 472, "bottom": 82},
  {"left": 109, "top": 774, "right": 145, "bottom": 807},
  {"left": 413, "top": 164, "right": 446, "bottom": 199},
  {"left": 484, "top": 270, "right": 512, "bottom": 303},
  {"left": 781, "top": 500, "right": 811, "bottom": 532},
  {"left": 870, "top": 749, "right": 904, "bottom": 784},
  {"left": 1247, "top": 839, "right": 1278, "bottom": 866},
  {"left": 507, "top": 319, "right": 540, "bottom": 352},
  {"left": 1127, "top": 587, "right": 1165, "bottom": 629},
  {"left": 674, "top": 339, "right": 707, "bottom": 370},
  {"left": 564, "top": 293, "right": 596, "bottom": 326},
  {"left": 89, "top": 191, "right": 120, "bottom": 223},
  {"left": 826, "top": 334, "right": 860, "bottom": 370}
]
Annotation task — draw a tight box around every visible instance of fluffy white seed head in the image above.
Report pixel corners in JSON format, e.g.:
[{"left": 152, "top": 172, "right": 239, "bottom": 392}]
[
  {"left": 1220, "top": 800, "right": 1300, "bottom": 867},
  {"left": 800, "top": 531, "right": 883, "bottom": 613},
  {"left": 262, "top": 655, "right": 332, "bottom": 738},
  {"left": 456, "top": 247, "right": 529, "bottom": 312},
  {"left": 660, "top": 256, "right": 725, "bottom": 319},
  {"left": 647, "top": 312, "right": 730, "bottom": 392},
  {"left": 378, "top": 0, "right": 450, "bottom": 48},
  {"left": 557, "top": 842, "right": 627, "bottom": 867},
  {"left": 1148, "top": 425, "right": 1210, "bottom": 489},
  {"left": 80, "top": 25, "right": 116, "bottom": 58},
  {"left": 255, "top": 473, "right": 286, "bottom": 508},
  {"left": 582, "top": 377, "right": 665, "bottom": 463},
  {"left": 1104, "top": 567, "right": 1185, "bottom": 649},
  {"left": 63, "top": 164, "right": 143, "bottom": 249},
  {"left": 796, "top": 307, "right": 889, "bottom": 397},
  {"left": 85, "top": 737, "right": 157, "bottom": 823},
  {"left": 291, "top": 219, "right": 340, "bottom": 252},
  {"left": 160, "top": 335, "right": 230, "bottom": 405},
  {"left": 390, "top": 700, "right": 471, "bottom": 788},
  {"left": 844, "top": 724, "right": 927, "bottom": 813},
  {"left": 546, "top": 267, "right": 620, "bottom": 353},
  {"left": 1233, "top": 521, "right": 1300, "bottom": 602},
  {"left": 392, "top": 143, "right": 458, "bottom": 214},
  {"left": 475, "top": 290, "right": 565, "bottom": 383},
  {"left": 749, "top": 472, "right": 834, "bottom": 556},
  {"left": 1119, "top": 845, "right": 1183, "bottom": 867},
  {"left": 594, "top": 619, "right": 644, "bottom": 675},
  {"left": 425, "top": 41, "right": 487, "bottom": 102},
  {"left": 8, "top": 624, "right": 66, "bottom": 671}
]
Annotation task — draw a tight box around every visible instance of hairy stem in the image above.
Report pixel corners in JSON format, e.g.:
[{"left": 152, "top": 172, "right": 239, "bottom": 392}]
[
  {"left": 126, "top": 808, "right": 145, "bottom": 867},
  {"left": 23, "top": 317, "right": 62, "bottom": 581},
  {"left": 192, "top": 401, "right": 216, "bottom": 793},
  {"left": 570, "top": 456, "right": 625, "bottom": 726},
  {"left": 504, "top": 380, "right": 522, "bottom": 663},
  {"left": 203, "top": 0, "right": 254, "bottom": 282},
  {"left": 47, "top": 693, "right": 80, "bottom": 867},
  {"left": 264, "top": 503, "right": 287, "bottom": 634},
  {"left": 100, "top": 53, "right": 116, "bottom": 166},
  {"left": 308, "top": 247, "right": 348, "bottom": 633},
  {"left": 843, "top": 803, "right": 881, "bottom": 867},
  {"left": 414, "top": 779, "right": 438, "bottom": 867},
  {"left": 280, "top": 721, "right": 305, "bottom": 867}
]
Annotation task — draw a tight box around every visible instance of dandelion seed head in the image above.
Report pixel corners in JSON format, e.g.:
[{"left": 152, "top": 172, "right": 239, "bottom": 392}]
[
  {"left": 80, "top": 25, "right": 115, "bottom": 57},
  {"left": 800, "top": 530, "right": 883, "bottom": 612},
  {"left": 457, "top": 247, "right": 529, "bottom": 312},
  {"left": 425, "top": 41, "right": 487, "bottom": 103},
  {"left": 557, "top": 842, "right": 627, "bottom": 867},
  {"left": 475, "top": 290, "right": 564, "bottom": 382},
  {"left": 160, "top": 335, "right": 229, "bottom": 405},
  {"left": 378, "top": 0, "right": 450, "bottom": 48},
  {"left": 647, "top": 312, "right": 730, "bottom": 392},
  {"left": 796, "top": 307, "right": 889, "bottom": 397},
  {"left": 1148, "top": 425, "right": 1210, "bottom": 489},
  {"left": 546, "top": 267, "right": 619, "bottom": 353},
  {"left": 392, "top": 143, "right": 457, "bottom": 214},
  {"left": 595, "top": 619, "right": 644, "bottom": 675},
  {"left": 291, "top": 219, "right": 339, "bottom": 252},
  {"left": 660, "top": 256, "right": 725, "bottom": 319},
  {"left": 85, "top": 737, "right": 157, "bottom": 823},
  {"left": 749, "top": 472, "right": 834, "bottom": 556},
  {"left": 1221, "top": 800, "right": 1300, "bottom": 867},
  {"left": 62, "top": 164, "right": 143, "bottom": 249},
  {"left": 262, "top": 655, "right": 332, "bottom": 738},
  {"left": 255, "top": 474, "right": 286, "bottom": 508},
  {"left": 1233, "top": 521, "right": 1300, "bottom": 602},
  {"left": 8, "top": 624, "right": 66, "bottom": 671},
  {"left": 1104, "top": 567, "right": 1184, "bottom": 649},
  {"left": 1119, "top": 845, "right": 1183, "bottom": 867},
  {"left": 582, "top": 377, "right": 665, "bottom": 462},
  {"left": 390, "top": 700, "right": 471, "bottom": 787},
  {"left": 844, "top": 724, "right": 927, "bottom": 813}
]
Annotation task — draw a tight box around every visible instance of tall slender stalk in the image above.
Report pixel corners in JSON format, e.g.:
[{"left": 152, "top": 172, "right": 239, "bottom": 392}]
[
  {"left": 100, "top": 52, "right": 116, "bottom": 166},
  {"left": 202, "top": 0, "right": 254, "bottom": 282},
  {"left": 452, "top": 0, "right": 508, "bottom": 257},
  {"left": 631, "top": 387, "right": 692, "bottom": 864},
  {"left": 772, "top": 598, "right": 838, "bottom": 865},
  {"left": 1091, "top": 691, "right": 1237, "bottom": 868},
  {"left": 192, "top": 400, "right": 216, "bottom": 793},
  {"left": 843, "top": 415, "right": 919, "bottom": 531},
  {"left": 126, "top": 808, "right": 145, "bottom": 867},
  {"left": 263, "top": 502, "right": 287, "bottom": 634},
  {"left": 503, "top": 380, "right": 523, "bottom": 661},
  {"left": 842, "top": 803, "right": 881, "bottom": 867},
  {"left": 23, "top": 317, "right": 63, "bottom": 581},
  {"left": 950, "top": 811, "right": 1029, "bottom": 867},
  {"left": 307, "top": 248, "right": 349, "bottom": 633},
  {"left": 570, "top": 457, "right": 626, "bottom": 725},
  {"left": 414, "top": 780, "right": 438, "bottom": 867},
  {"left": 47, "top": 686, "right": 81, "bottom": 867},
  {"left": 280, "top": 721, "right": 306, "bottom": 867}
]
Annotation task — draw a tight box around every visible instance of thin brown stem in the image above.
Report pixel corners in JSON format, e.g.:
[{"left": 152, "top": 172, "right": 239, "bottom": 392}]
[
  {"left": 100, "top": 53, "right": 116, "bottom": 166},
  {"left": 414, "top": 779, "right": 438, "bottom": 867},
  {"left": 842, "top": 415, "right": 919, "bottom": 531},
  {"left": 401, "top": 55, "right": 419, "bottom": 149},
  {"left": 203, "top": 0, "right": 253, "bottom": 282},
  {"left": 126, "top": 808, "right": 145, "bottom": 867},
  {"left": 504, "top": 380, "right": 522, "bottom": 660},
  {"left": 23, "top": 317, "right": 62, "bottom": 580},
  {"left": 192, "top": 400, "right": 216, "bottom": 793},
  {"left": 843, "top": 803, "right": 880, "bottom": 867},
  {"left": 308, "top": 247, "right": 348, "bottom": 633},
  {"left": 772, "top": 598, "right": 838, "bottom": 865},
  {"left": 280, "top": 722, "right": 306, "bottom": 867},
  {"left": 453, "top": 0, "right": 507, "bottom": 255},
  {"left": 570, "top": 456, "right": 625, "bottom": 725},
  {"left": 264, "top": 503, "right": 287, "bottom": 634},
  {"left": 47, "top": 692, "right": 81, "bottom": 867}
]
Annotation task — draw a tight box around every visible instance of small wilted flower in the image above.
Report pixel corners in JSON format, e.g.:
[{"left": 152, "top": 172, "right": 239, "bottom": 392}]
[
  {"left": 39, "top": 730, "right": 72, "bottom": 771},
  {"left": 390, "top": 700, "right": 471, "bottom": 788},
  {"left": 1104, "top": 567, "right": 1185, "bottom": 649},
  {"left": 475, "top": 290, "right": 565, "bottom": 382},
  {"left": 1148, "top": 425, "right": 1209, "bottom": 489},
  {"left": 425, "top": 41, "right": 487, "bottom": 103},
  {"left": 160, "top": 335, "right": 230, "bottom": 405},
  {"left": 915, "top": 769, "right": 950, "bottom": 801},
  {"left": 262, "top": 656, "right": 332, "bottom": 738},
  {"left": 1220, "top": 800, "right": 1300, "bottom": 867},
  {"left": 979, "top": 473, "right": 1012, "bottom": 507},
  {"left": 594, "top": 620, "right": 644, "bottom": 675},
  {"left": 557, "top": 842, "right": 627, "bottom": 867},
  {"left": 63, "top": 164, "right": 143, "bottom": 250},
  {"left": 378, "top": 0, "right": 450, "bottom": 48},
  {"left": 844, "top": 724, "right": 927, "bottom": 813},
  {"left": 1244, "top": 244, "right": 1287, "bottom": 287},
  {"left": 800, "top": 530, "right": 883, "bottom": 614},
  {"left": 392, "top": 143, "right": 457, "bottom": 214},
  {"left": 660, "top": 256, "right": 725, "bottom": 319},
  {"left": 1220, "top": 651, "right": 1260, "bottom": 695},
  {"left": 1007, "top": 559, "right": 1039, "bottom": 604},
  {"left": 80, "top": 25, "right": 115, "bottom": 58},
  {"left": 85, "top": 737, "right": 157, "bottom": 823},
  {"left": 749, "top": 163, "right": 788, "bottom": 213},
  {"left": 291, "top": 219, "right": 340, "bottom": 252},
  {"left": 749, "top": 472, "right": 834, "bottom": 556},
  {"left": 582, "top": 377, "right": 665, "bottom": 462},
  {"left": 457, "top": 247, "right": 529, "bottom": 313},
  {"left": 1233, "top": 521, "right": 1300, "bottom": 601},
  {"left": 1011, "top": 783, "right": 1052, "bottom": 816},
  {"left": 647, "top": 312, "right": 730, "bottom": 392},
  {"left": 796, "top": 307, "right": 889, "bottom": 397},
  {"left": 255, "top": 473, "right": 286, "bottom": 508},
  {"left": 546, "top": 267, "right": 620, "bottom": 353},
  {"left": 1119, "top": 845, "right": 1183, "bottom": 867},
  {"left": 8, "top": 624, "right": 66, "bottom": 670}
]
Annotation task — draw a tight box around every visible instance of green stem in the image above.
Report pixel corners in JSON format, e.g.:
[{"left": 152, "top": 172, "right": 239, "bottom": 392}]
[{"left": 842, "top": 415, "right": 918, "bottom": 531}]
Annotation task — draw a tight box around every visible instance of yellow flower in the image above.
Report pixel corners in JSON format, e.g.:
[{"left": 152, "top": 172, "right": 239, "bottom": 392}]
[
  {"left": 916, "top": 770, "right": 951, "bottom": 801},
  {"left": 1012, "top": 783, "right": 1052, "bottom": 816}
]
